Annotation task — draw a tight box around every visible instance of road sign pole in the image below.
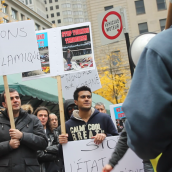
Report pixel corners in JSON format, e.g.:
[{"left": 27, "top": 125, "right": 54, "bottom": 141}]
[{"left": 124, "top": 33, "right": 134, "bottom": 77}]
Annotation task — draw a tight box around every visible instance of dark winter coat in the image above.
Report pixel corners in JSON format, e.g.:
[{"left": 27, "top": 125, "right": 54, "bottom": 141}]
[
  {"left": 37, "top": 128, "right": 61, "bottom": 172},
  {"left": 0, "top": 109, "right": 48, "bottom": 172},
  {"left": 63, "top": 51, "right": 73, "bottom": 60}
]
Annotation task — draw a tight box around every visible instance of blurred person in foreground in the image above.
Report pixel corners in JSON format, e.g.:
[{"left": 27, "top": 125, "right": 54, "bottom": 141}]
[{"left": 122, "top": 14, "right": 172, "bottom": 172}]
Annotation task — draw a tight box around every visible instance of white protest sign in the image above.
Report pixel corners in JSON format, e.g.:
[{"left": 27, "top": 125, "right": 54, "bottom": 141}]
[
  {"left": 63, "top": 136, "right": 143, "bottom": 172},
  {"left": 22, "top": 28, "right": 64, "bottom": 80},
  {"left": 98, "top": 7, "right": 126, "bottom": 45},
  {"left": 0, "top": 20, "right": 41, "bottom": 76},
  {"left": 22, "top": 22, "right": 95, "bottom": 80},
  {"left": 61, "top": 69, "right": 101, "bottom": 99}
]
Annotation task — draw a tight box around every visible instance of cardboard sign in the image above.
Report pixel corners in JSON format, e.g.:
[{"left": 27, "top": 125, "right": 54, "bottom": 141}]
[
  {"left": 63, "top": 136, "right": 143, "bottom": 172},
  {"left": 0, "top": 20, "right": 41, "bottom": 76},
  {"left": 98, "top": 7, "right": 125, "bottom": 45},
  {"left": 61, "top": 69, "right": 101, "bottom": 99}
]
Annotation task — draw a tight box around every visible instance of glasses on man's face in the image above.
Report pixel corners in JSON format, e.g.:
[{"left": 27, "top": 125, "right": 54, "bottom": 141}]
[
  {"left": 80, "top": 95, "right": 92, "bottom": 99},
  {"left": 67, "top": 106, "right": 78, "bottom": 111}
]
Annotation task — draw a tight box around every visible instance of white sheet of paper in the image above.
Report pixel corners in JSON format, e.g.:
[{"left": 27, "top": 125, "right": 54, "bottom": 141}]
[
  {"left": 63, "top": 136, "right": 143, "bottom": 172},
  {"left": 61, "top": 69, "right": 101, "bottom": 99},
  {"left": 0, "top": 20, "right": 41, "bottom": 76}
]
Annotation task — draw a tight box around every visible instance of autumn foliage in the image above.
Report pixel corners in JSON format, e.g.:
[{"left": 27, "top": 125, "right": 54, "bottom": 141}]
[{"left": 94, "top": 50, "right": 130, "bottom": 104}]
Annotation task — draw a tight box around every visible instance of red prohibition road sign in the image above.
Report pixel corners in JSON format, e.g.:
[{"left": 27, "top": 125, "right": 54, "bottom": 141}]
[{"left": 102, "top": 11, "right": 123, "bottom": 40}]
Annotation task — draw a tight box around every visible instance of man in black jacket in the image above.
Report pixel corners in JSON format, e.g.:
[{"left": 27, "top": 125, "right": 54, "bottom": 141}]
[
  {"left": 0, "top": 88, "right": 48, "bottom": 172},
  {"left": 34, "top": 107, "right": 60, "bottom": 172}
]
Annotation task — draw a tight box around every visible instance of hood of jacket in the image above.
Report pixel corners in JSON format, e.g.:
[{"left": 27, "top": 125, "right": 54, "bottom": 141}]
[
  {"left": 64, "top": 99, "right": 75, "bottom": 121},
  {"left": 70, "top": 107, "right": 102, "bottom": 122}
]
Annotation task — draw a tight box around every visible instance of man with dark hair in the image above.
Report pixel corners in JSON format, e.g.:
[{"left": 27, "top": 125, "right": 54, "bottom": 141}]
[
  {"left": 34, "top": 106, "right": 50, "bottom": 132},
  {"left": 35, "top": 108, "right": 60, "bottom": 172},
  {"left": 0, "top": 88, "right": 48, "bottom": 172},
  {"left": 59, "top": 86, "right": 118, "bottom": 145}
]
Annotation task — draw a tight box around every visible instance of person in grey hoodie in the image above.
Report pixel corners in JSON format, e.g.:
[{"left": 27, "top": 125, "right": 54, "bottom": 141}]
[{"left": 122, "top": 25, "right": 172, "bottom": 171}]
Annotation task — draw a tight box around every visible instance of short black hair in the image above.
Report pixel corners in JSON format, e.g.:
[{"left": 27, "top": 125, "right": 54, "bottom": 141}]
[
  {"left": 73, "top": 86, "right": 92, "bottom": 100},
  {"left": 1, "top": 88, "right": 19, "bottom": 103},
  {"left": 34, "top": 106, "right": 50, "bottom": 117}
]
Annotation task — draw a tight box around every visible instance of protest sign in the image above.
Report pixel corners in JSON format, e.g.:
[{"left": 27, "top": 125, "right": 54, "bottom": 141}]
[
  {"left": 110, "top": 103, "right": 126, "bottom": 132},
  {"left": 0, "top": 20, "right": 41, "bottom": 76},
  {"left": 61, "top": 22, "right": 95, "bottom": 73},
  {"left": 22, "top": 28, "right": 64, "bottom": 80},
  {"left": 22, "top": 22, "right": 95, "bottom": 80},
  {"left": 0, "top": 20, "right": 42, "bottom": 129},
  {"left": 61, "top": 69, "right": 101, "bottom": 99},
  {"left": 63, "top": 136, "right": 143, "bottom": 172}
]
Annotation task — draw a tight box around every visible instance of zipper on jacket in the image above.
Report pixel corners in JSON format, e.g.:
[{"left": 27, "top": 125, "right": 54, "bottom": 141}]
[{"left": 1, "top": 124, "right": 4, "bottom": 130}]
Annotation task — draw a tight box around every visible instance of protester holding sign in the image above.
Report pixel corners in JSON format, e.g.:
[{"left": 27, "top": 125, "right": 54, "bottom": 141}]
[
  {"left": 59, "top": 86, "right": 118, "bottom": 144},
  {"left": 0, "top": 88, "right": 48, "bottom": 172}
]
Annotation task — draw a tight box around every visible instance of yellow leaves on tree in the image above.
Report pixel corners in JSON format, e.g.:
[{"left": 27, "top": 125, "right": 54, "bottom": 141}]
[
  {"left": 0, "top": 0, "right": 6, "bottom": 24},
  {"left": 94, "top": 51, "right": 130, "bottom": 104}
]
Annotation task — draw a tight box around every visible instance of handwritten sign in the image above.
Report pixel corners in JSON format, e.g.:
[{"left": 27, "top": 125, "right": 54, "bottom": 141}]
[
  {"left": 63, "top": 136, "right": 143, "bottom": 172},
  {"left": 61, "top": 69, "right": 101, "bottom": 99},
  {"left": 0, "top": 20, "right": 41, "bottom": 76}
]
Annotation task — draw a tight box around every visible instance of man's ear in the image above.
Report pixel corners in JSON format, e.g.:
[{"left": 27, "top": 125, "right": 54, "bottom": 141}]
[
  {"left": 74, "top": 100, "right": 78, "bottom": 106},
  {"left": 2, "top": 102, "right": 6, "bottom": 108}
]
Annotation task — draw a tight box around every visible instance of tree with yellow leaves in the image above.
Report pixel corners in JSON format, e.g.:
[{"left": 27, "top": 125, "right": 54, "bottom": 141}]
[{"left": 94, "top": 50, "right": 130, "bottom": 104}]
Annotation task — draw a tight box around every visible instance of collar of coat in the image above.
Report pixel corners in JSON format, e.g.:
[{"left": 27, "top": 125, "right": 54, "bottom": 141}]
[{"left": 0, "top": 108, "right": 31, "bottom": 130}]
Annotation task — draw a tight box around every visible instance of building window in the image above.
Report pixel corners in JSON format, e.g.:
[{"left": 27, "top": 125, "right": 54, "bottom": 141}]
[
  {"left": 57, "top": 12, "right": 60, "bottom": 16},
  {"left": 55, "top": 0, "right": 58, "bottom": 2},
  {"left": 62, "top": 3, "right": 71, "bottom": 8},
  {"left": 25, "top": 0, "right": 28, "bottom": 5},
  {"left": 46, "top": 7, "right": 47, "bottom": 11},
  {"left": 156, "top": 0, "right": 166, "bottom": 11},
  {"left": 52, "top": 20, "right": 55, "bottom": 24},
  {"left": 35, "top": 24, "right": 40, "bottom": 31},
  {"left": 2, "top": 4, "right": 7, "bottom": 14},
  {"left": 104, "top": 5, "right": 113, "bottom": 11},
  {"left": 58, "top": 19, "right": 61, "bottom": 23},
  {"left": 135, "top": 0, "right": 145, "bottom": 15},
  {"left": 138, "top": 22, "right": 148, "bottom": 34},
  {"left": 3, "top": 18, "right": 9, "bottom": 23},
  {"left": 159, "top": 19, "right": 166, "bottom": 31},
  {"left": 51, "top": 13, "right": 54, "bottom": 17},
  {"left": 21, "top": 14, "right": 25, "bottom": 20},
  {"left": 11, "top": 9, "right": 17, "bottom": 20},
  {"left": 49, "top": 0, "right": 52, "bottom": 3},
  {"left": 50, "top": 6, "right": 53, "bottom": 10},
  {"left": 29, "top": 0, "right": 32, "bottom": 4},
  {"left": 47, "top": 14, "right": 49, "bottom": 18},
  {"left": 56, "top": 5, "right": 59, "bottom": 9},
  {"left": 111, "top": 51, "right": 121, "bottom": 66},
  {"left": 44, "top": 0, "right": 47, "bottom": 4}
]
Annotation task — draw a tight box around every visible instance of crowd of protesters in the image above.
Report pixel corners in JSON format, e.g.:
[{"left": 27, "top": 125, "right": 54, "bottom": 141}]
[{"left": 0, "top": 86, "right": 154, "bottom": 172}]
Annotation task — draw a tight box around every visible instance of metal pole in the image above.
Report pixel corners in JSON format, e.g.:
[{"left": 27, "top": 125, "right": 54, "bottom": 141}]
[{"left": 124, "top": 33, "right": 134, "bottom": 77}]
